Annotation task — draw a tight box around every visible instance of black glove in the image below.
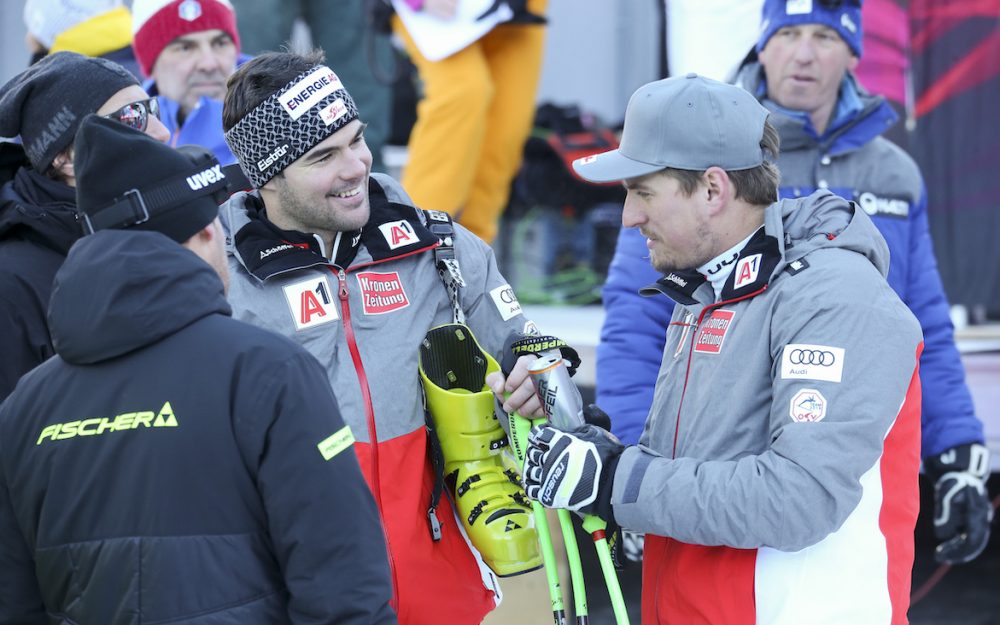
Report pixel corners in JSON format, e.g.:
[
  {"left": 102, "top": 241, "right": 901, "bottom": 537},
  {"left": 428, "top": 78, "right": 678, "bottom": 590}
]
[
  {"left": 582, "top": 403, "right": 612, "bottom": 431},
  {"left": 522, "top": 423, "right": 623, "bottom": 523},
  {"left": 924, "top": 442, "right": 993, "bottom": 564}
]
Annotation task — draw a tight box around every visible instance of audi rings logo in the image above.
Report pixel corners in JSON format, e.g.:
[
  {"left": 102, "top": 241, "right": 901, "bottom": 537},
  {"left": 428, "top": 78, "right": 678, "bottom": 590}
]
[{"left": 789, "top": 349, "right": 836, "bottom": 366}]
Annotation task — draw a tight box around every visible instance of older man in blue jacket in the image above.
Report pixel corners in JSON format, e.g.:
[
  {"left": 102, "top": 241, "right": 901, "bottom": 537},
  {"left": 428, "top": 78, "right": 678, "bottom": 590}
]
[{"left": 598, "top": 0, "right": 991, "bottom": 565}]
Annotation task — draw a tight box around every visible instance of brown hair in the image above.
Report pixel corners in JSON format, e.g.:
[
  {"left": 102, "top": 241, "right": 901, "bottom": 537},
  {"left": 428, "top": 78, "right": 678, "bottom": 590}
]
[
  {"left": 661, "top": 118, "right": 781, "bottom": 206},
  {"left": 222, "top": 49, "right": 326, "bottom": 132}
]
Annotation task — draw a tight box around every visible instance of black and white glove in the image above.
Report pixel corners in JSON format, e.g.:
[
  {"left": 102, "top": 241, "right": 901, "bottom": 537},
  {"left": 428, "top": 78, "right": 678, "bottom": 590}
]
[
  {"left": 522, "top": 423, "right": 624, "bottom": 521},
  {"left": 925, "top": 442, "right": 993, "bottom": 565}
]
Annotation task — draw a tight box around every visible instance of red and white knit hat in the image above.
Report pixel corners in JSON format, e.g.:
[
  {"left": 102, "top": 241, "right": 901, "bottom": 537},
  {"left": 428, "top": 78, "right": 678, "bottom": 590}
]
[{"left": 131, "top": 0, "right": 239, "bottom": 77}]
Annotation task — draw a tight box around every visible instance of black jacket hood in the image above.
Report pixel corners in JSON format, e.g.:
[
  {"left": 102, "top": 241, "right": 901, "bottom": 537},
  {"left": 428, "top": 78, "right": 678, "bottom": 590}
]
[
  {"left": 48, "top": 229, "right": 230, "bottom": 364},
  {"left": 0, "top": 166, "right": 81, "bottom": 255}
]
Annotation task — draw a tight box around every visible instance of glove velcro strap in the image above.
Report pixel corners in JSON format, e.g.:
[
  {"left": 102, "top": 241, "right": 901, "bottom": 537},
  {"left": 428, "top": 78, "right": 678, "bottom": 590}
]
[{"left": 508, "top": 335, "right": 581, "bottom": 376}]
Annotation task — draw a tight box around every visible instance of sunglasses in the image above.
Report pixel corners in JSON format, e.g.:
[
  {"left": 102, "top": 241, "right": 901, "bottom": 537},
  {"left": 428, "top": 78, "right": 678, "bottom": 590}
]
[{"left": 101, "top": 97, "right": 160, "bottom": 132}]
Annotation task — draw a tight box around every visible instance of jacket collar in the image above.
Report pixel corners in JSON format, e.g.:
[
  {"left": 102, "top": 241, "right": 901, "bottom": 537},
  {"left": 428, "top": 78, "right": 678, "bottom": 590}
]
[
  {"left": 641, "top": 228, "right": 781, "bottom": 306},
  {"left": 233, "top": 177, "right": 439, "bottom": 281},
  {"left": 736, "top": 62, "right": 897, "bottom": 156}
]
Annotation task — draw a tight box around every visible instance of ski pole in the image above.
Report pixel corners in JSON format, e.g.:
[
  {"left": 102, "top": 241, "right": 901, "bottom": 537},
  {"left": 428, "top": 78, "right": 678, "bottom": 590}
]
[
  {"left": 506, "top": 409, "right": 569, "bottom": 625},
  {"left": 528, "top": 354, "right": 631, "bottom": 625}
]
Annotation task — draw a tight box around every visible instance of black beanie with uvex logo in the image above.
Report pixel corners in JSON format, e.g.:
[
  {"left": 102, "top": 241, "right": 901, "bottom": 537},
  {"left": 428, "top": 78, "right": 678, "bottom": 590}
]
[{"left": 74, "top": 115, "right": 223, "bottom": 243}]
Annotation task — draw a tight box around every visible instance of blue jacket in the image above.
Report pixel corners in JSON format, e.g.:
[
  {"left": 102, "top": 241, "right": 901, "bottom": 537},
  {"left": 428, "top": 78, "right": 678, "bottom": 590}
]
[{"left": 598, "top": 65, "right": 983, "bottom": 457}]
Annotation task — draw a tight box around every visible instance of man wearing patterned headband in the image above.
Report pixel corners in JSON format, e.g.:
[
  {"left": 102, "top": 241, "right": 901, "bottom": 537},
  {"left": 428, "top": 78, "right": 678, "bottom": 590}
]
[{"left": 220, "top": 50, "right": 550, "bottom": 625}]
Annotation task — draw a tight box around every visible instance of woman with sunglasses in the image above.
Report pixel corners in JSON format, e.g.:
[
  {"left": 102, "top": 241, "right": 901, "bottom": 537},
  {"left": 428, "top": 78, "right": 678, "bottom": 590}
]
[{"left": 0, "top": 51, "right": 170, "bottom": 401}]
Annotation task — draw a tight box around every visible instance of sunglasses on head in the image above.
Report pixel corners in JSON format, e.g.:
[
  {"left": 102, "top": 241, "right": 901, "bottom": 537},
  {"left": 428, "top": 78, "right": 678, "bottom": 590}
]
[{"left": 102, "top": 97, "right": 160, "bottom": 132}]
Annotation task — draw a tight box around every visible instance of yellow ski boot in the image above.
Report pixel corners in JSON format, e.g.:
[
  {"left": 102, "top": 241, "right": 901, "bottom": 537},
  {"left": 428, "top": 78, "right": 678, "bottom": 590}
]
[{"left": 419, "top": 324, "right": 542, "bottom": 577}]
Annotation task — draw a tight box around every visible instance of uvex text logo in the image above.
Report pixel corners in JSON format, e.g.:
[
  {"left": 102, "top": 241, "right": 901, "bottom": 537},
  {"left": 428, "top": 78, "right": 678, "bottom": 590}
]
[{"left": 186, "top": 164, "right": 225, "bottom": 191}]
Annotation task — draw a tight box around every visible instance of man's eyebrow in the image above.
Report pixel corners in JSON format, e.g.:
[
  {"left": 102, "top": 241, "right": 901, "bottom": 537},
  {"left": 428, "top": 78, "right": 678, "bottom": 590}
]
[
  {"left": 305, "top": 145, "right": 338, "bottom": 162},
  {"left": 623, "top": 180, "right": 650, "bottom": 191}
]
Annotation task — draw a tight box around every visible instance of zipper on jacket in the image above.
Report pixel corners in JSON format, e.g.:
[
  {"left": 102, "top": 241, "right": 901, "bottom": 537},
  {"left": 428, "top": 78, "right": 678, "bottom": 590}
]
[
  {"left": 333, "top": 266, "right": 399, "bottom": 607},
  {"left": 671, "top": 285, "right": 768, "bottom": 458}
]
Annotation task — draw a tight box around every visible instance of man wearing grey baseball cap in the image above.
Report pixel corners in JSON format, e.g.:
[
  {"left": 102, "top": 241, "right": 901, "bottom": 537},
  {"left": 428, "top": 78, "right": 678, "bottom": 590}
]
[
  {"left": 521, "top": 73, "right": 925, "bottom": 624},
  {"left": 605, "top": 0, "right": 993, "bottom": 573}
]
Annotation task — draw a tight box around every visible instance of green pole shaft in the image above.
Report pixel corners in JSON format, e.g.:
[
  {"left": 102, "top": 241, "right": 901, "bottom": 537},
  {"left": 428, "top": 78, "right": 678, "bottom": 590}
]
[
  {"left": 581, "top": 515, "right": 630, "bottom": 625},
  {"left": 557, "top": 508, "right": 589, "bottom": 623},
  {"left": 509, "top": 411, "right": 567, "bottom": 625}
]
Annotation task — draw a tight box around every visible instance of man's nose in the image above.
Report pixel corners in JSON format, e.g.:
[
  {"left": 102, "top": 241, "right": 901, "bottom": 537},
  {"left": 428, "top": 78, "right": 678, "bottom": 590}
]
[{"left": 621, "top": 195, "right": 645, "bottom": 228}]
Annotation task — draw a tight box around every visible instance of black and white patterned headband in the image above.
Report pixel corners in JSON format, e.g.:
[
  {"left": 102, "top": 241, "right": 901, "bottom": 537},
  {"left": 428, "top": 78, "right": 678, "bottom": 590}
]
[{"left": 224, "top": 65, "right": 359, "bottom": 188}]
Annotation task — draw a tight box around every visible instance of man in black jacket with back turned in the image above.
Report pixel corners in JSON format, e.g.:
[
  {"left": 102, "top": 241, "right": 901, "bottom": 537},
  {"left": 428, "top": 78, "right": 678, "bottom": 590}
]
[{"left": 0, "top": 116, "right": 395, "bottom": 625}]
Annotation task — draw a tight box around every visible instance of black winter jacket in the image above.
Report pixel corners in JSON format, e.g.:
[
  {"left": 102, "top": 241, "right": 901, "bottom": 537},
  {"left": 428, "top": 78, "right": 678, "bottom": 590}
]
[
  {"left": 0, "top": 230, "right": 395, "bottom": 625},
  {"left": 0, "top": 166, "right": 81, "bottom": 400}
]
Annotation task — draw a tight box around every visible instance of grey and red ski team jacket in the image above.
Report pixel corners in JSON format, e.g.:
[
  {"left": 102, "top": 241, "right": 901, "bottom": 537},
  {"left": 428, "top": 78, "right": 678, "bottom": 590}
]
[
  {"left": 219, "top": 173, "right": 530, "bottom": 625},
  {"left": 611, "top": 191, "right": 924, "bottom": 625}
]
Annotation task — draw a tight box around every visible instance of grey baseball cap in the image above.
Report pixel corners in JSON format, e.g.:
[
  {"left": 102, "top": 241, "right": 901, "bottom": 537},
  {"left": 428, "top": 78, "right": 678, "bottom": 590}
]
[{"left": 573, "top": 73, "right": 769, "bottom": 183}]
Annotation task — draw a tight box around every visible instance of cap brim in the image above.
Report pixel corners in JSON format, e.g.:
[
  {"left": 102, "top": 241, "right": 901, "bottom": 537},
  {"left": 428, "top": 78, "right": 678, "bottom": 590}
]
[{"left": 572, "top": 149, "right": 664, "bottom": 184}]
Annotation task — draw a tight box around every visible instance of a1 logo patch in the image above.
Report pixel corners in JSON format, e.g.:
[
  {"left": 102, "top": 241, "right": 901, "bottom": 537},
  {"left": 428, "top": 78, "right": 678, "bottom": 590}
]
[
  {"left": 357, "top": 271, "right": 410, "bottom": 315},
  {"left": 283, "top": 276, "right": 338, "bottom": 330},
  {"left": 378, "top": 220, "right": 418, "bottom": 250},
  {"left": 733, "top": 254, "right": 762, "bottom": 289},
  {"left": 694, "top": 309, "right": 735, "bottom": 354}
]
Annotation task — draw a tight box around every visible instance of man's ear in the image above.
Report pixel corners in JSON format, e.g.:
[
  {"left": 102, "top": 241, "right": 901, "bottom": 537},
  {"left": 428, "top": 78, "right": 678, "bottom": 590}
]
[
  {"left": 51, "top": 146, "right": 75, "bottom": 181},
  {"left": 702, "top": 167, "right": 732, "bottom": 214}
]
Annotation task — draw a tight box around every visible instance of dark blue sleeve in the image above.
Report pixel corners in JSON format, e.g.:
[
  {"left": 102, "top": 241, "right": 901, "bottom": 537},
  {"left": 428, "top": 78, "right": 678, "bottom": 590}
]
[
  {"left": 904, "top": 187, "right": 983, "bottom": 457},
  {"left": 596, "top": 227, "right": 675, "bottom": 445},
  {"left": 235, "top": 350, "right": 396, "bottom": 625},
  {"left": 0, "top": 408, "right": 47, "bottom": 625}
]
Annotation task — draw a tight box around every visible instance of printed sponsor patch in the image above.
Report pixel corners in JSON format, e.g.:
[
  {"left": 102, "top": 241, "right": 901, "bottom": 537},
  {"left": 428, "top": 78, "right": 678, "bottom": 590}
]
[
  {"left": 733, "top": 254, "right": 762, "bottom": 289},
  {"left": 523, "top": 320, "right": 540, "bottom": 336},
  {"left": 318, "top": 425, "right": 355, "bottom": 461},
  {"left": 278, "top": 67, "right": 344, "bottom": 120},
  {"left": 840, "top": 13, "right": 857, "bottom": 34},
  {"left": 259, "top": 243, "right": 296, "bottom": 260},
  {"left": 694, "top": 309, "right": 735, "bottom": 354},
  {"left": 786, "top": 0, "right": 812, "bottom": 15},
  {"left": 575, "top": 155, "right": 598, "bottom": 166},
  {"left": 283, "top": 276, "right": 338, "bottom": 330},
  {"left": 257, "top": 143, "right": 289, "bottom": 172},
  {"left": 319, "top": 98, "right": 348, "bottom": 126},
  {"left": 491, "top": 284, "right": 522, "bottom": 321},
  {"left": 178, "top": 0, "right": 202, "bottom": 21},
  {"left": 780, "top": 344, "right": 845, "bottom": 383},
  {"left": 858, "top": 192, "right": 909, "bottom": 219},
  {"left": 357, "top": 271, "right": 410, "bottom": 315},
  {"left": 790, "top": 389, "right": 827, "bottom": 422},
  {"left": 786, "top": 258, "right": 810, "bottom": 275},
  {"left": 426, "top": 210, "right": 450, "bottom": 222},
  {"left": 378, "top": 219, "right": 418, "bottom": 250}
]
